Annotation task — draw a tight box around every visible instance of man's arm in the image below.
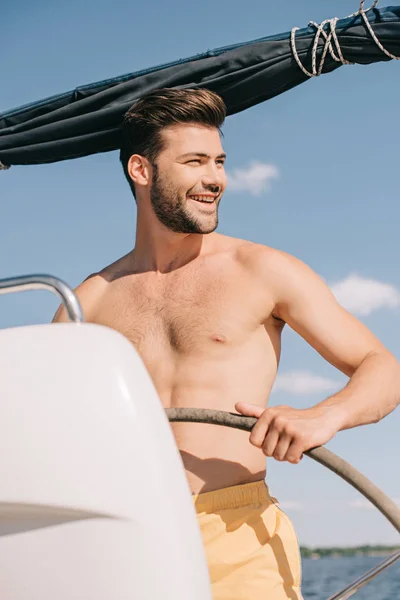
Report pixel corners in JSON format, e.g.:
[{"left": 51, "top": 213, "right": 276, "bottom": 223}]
[{"left": 236, "top": 249, "right": 400, "bottom": 463}]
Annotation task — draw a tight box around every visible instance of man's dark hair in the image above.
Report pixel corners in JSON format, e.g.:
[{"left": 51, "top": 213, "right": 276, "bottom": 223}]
[{"left": 119, "top": 88, "right": 226, "bottom": 196}]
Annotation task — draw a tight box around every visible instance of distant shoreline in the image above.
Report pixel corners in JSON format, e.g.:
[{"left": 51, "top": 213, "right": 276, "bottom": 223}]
[{"left": 300, "top": 545, "right": 400, "bottom": 559}]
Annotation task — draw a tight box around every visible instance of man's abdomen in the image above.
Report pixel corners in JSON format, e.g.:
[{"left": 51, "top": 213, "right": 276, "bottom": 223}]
[{"left": 172, "top": 421, "right": 267, "bottom": 494}]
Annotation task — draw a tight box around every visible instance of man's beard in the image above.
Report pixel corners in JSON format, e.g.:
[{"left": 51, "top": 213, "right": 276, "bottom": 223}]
[{"left": 150, "top": 164, "right": 219, "bottom": 234}]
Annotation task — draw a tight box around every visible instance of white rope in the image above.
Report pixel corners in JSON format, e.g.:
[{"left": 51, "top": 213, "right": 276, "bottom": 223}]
[{"left": 291, "top": 0, "right": 399, "bottom": 79}]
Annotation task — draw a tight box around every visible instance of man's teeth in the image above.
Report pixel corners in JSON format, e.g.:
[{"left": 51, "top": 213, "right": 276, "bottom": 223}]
[{"left": 189, "top": 195, "right": 215, "bottom": 203}]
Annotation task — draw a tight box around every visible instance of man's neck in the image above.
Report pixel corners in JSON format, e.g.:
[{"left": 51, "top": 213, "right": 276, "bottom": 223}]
[{"left": 133, "top": 222, "right": 210, "bottom": 274}]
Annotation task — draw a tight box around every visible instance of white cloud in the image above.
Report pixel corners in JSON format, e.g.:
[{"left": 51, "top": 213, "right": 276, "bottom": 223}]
[
  {"left": 348, "top": 499, "right": 376, "bottom": 510},
  {"left": 349, "top": 498, "right": 400, "bottom": 510},
  {"left": 277, "top": 501, "right": 304, "bottom": 511},
  {"left": 227, "top": 161, "right": 279, "bottom": 196},
  {"left": 274, "top": 370, "right": 338, "bottom": 395},
  {"left": 331, "top": 274, "right": 400, "bottom": 316}
]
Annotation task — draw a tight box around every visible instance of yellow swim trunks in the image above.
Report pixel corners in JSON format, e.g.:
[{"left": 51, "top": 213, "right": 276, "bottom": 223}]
[{"left": 193, "top": 480, "right": 303, "bottom": 600}]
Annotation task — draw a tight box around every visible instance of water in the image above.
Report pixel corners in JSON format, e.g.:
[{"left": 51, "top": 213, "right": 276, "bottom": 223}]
[{"left": 301, "top": 555, "right": 400, "bottom": 599}]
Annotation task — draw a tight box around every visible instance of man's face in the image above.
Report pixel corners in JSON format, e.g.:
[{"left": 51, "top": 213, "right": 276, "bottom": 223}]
[{"left": 149, "top": 124, "right": 227, "bottom": 234}]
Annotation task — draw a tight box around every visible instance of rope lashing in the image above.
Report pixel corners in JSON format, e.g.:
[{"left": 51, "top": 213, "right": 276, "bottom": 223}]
[{"left": 291, "top": 0, "right": 400, "bottom": 78}]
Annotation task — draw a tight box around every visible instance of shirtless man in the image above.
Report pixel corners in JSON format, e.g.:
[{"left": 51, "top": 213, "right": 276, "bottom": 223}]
[{"left": 53, "top": 88, "right": 400, "bottom": 599}]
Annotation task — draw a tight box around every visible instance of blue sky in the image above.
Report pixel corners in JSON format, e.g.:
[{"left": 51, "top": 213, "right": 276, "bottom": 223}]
[{"left": 1, "top": 0, "right": 400, "bottom": 547}]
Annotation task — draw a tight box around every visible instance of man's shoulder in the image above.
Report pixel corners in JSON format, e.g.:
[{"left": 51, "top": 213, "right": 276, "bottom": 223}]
[
  {"left": 77, "top": 254, "right": 133, "bottom": 309},
  {"left": 95, "top": 251, "right": 134, "bottom": 281},
  {"left": 210, "top": 236, "right": 313, "bottom": 294},
  {"left": 52, "top": 254, "right": 132, "bottom": 323},
  {"left": 232, "top": 239, "right": 303, "bottom": 276},
  {"left": 52, "top": 273, "right": 107, "bottom": 323},
  {"left": 212, "top": 234, "right": 279, "bottom": 261},
  {"left": 78, "top": 271, "right": 109, "bottom": 295}
]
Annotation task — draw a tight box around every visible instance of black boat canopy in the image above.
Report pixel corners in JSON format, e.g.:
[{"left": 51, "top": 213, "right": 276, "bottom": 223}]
[{"left": 0, "top": 4, "right": 399, "bottom": 167}]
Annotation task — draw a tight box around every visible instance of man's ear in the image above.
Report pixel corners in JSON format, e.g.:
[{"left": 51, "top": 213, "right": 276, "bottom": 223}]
[{"left": 127, "top": 154, "right": 151, "bottom": 188}]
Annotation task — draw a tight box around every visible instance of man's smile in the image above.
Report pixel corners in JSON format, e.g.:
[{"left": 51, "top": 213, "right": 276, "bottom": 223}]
[{"left": 187, "top": 193, "right": 218, "bottom": 210}]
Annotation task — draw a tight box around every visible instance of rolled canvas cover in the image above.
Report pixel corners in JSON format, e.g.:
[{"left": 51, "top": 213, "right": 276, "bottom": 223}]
[{"left": 0, "top": 6, "right": 399, "bottom": 166}]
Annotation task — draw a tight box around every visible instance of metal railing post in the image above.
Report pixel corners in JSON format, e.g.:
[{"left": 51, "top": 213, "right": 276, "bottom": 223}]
[{"left": 0, "top": 274, "right": 84, "bottom": 323}]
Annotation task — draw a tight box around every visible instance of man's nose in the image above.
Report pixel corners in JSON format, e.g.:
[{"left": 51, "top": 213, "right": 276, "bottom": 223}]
[{"left": 201, "top": 164, "right": 225, "bottom": 192}]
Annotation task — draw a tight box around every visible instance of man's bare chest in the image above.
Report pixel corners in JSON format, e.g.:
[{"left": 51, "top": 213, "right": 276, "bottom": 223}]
[{"left": 95, "top": 271, "right": 270, "bottom": 355}]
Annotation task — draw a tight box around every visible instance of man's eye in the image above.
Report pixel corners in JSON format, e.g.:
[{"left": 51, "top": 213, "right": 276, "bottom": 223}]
[
  {"left": 216, "top": 160, "right": 225, "bottom": 166},
  {"left": 187, "top": 159, "right": 201, "bottom": 164}
]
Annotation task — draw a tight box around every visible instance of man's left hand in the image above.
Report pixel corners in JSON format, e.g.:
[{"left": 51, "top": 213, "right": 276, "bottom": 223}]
[{"left": 235, "top": 402, "right": 344, "bottom": 464}]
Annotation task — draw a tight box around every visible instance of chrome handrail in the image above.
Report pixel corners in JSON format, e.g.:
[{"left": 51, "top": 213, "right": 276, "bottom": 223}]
[
  {"left": 328, "top": 550, "right": 400, "bottom": 600},
  {"left": 0, "top": 274, "right": 84, "bottom": 323}
]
